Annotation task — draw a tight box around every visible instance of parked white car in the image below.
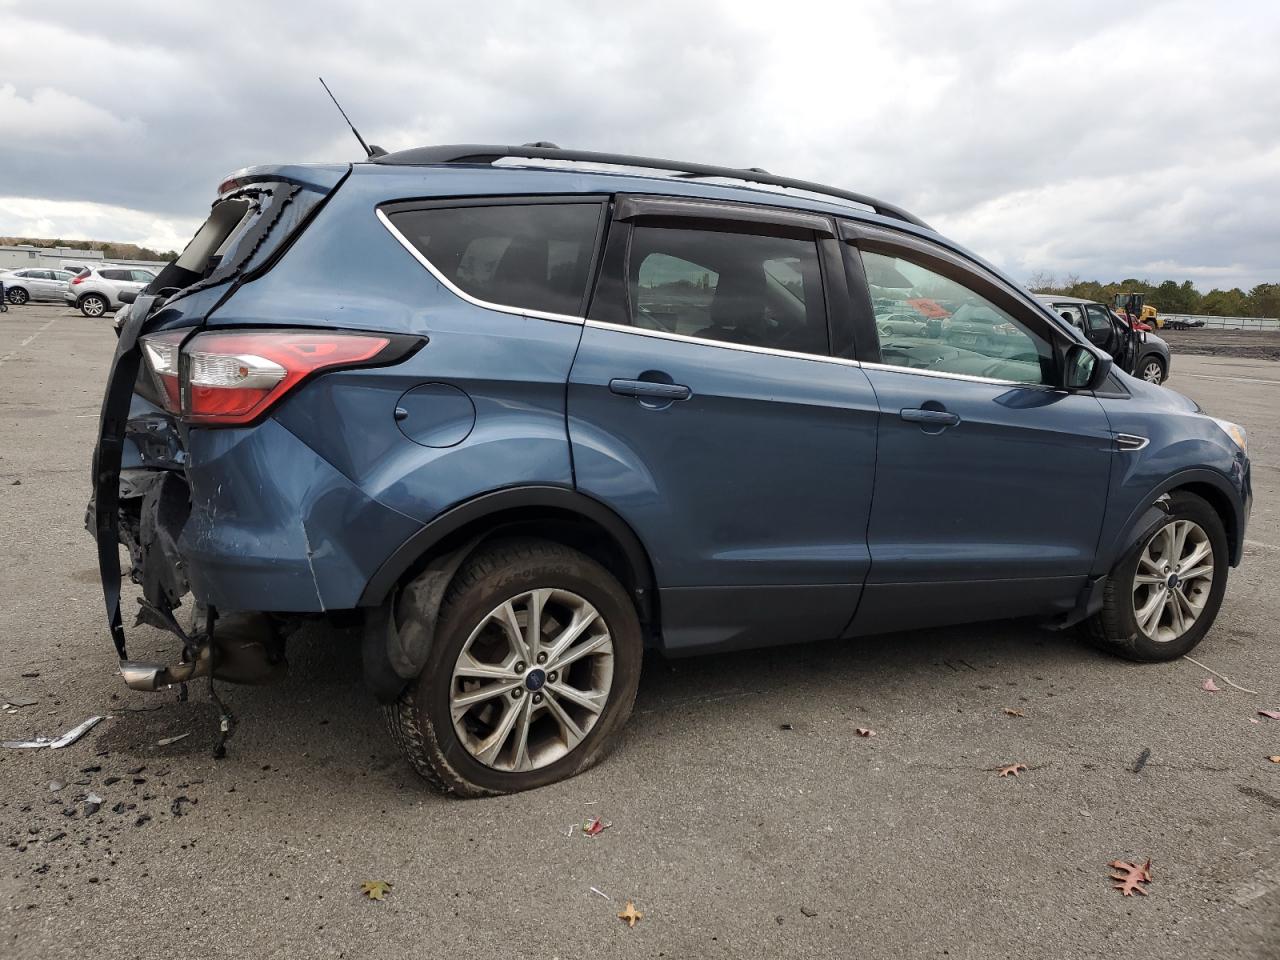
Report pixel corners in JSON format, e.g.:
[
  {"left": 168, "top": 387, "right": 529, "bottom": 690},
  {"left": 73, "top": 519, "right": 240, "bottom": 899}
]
[
  {"left": 2, "top": 268, "right": 77, "bottom": 305},
  {"left": 64, "top": 266, "right": 156, "bottom": 317}
]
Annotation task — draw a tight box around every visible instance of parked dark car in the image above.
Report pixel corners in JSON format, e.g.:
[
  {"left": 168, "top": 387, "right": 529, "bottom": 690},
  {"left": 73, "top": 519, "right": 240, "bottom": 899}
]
[
  {"left": 1038, "top": 295, "right": 1172, "bottom": 384},
  {"left": 93, "top": 145, "right": 1251, "bottom": 796}
]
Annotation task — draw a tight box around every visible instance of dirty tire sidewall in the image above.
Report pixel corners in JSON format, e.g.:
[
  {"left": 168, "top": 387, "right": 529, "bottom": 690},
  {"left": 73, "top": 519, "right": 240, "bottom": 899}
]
[
  {"left": 1084, "top": 492, "right": 1228, "bottom": 662},
  {"left": 400, "top": 540, "right": 642, "bottom": 796}
]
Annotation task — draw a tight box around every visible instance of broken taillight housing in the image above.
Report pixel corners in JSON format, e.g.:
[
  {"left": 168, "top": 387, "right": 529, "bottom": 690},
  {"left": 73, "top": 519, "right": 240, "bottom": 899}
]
[{"left": 140, "top": 329, "right": 393, "bottom": 426}]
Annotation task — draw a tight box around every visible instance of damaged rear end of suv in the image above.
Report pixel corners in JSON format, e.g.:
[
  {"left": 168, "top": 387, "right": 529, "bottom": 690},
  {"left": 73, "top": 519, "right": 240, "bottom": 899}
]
[{"left": 91, "top": 161, "right": 424, "bottom": 750}]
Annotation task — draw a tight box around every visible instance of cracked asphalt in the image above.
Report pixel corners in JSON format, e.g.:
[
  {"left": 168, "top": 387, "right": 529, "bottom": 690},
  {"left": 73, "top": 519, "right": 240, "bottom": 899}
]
[{"left": 2, "top": 303, "right": 1278, "bottom": 959}]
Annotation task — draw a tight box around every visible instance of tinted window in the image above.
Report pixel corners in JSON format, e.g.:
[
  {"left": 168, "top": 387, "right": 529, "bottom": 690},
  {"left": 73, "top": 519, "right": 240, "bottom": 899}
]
[
  {"left": 33, "top": 270, "right": 54, "bottom": 279},
  {"left": 627, "top": 226, "right": 827, "bottom": 355},
  {"left": 862, "top": 251, "right": 1051, "bottom": 384},
  {"left": 101, "top": 269, "right": 131, "bottom": 281},
  {"left": 388, "top": 202, "right": 602, "bottom": 316},
  {"left": 1084, "top": 304, "right": 1113, "bottom": 333},
  {"left": 131, "top": 270, "right": 156, "bottom": 283}
]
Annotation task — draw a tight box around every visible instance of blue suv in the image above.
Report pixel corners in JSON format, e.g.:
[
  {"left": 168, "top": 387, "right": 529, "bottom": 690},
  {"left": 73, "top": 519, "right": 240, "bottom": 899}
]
[{"left": 93, "top": 144, "right": 1251, "bottom": 796}]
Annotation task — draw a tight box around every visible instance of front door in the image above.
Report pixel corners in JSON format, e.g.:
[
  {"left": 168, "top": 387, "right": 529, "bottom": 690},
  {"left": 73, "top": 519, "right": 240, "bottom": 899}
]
[
  {"left": 847, "top": 238, "right": 1114, "bottom": 634},
  {"left": 568, "top": 199, "right": 879, "bottom": 653}
]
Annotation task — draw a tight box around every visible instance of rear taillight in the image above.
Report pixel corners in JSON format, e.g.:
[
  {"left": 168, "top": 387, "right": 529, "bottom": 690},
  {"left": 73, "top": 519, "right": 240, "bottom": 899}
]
[
  {"left": 140, "top": 329, "right": 392, "bottom": 426},
  {"left": 71, "top": 276, "right": 84, "bottom": 285}
]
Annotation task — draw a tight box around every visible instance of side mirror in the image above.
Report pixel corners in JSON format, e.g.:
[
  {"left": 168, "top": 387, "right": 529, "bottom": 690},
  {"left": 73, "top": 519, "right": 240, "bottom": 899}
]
[
  {"left": 1063, "top": 343, "right": 1112, "bottom": 391},
  {"left": 118, "top": 290, "right": 138, "bottom": 304}
]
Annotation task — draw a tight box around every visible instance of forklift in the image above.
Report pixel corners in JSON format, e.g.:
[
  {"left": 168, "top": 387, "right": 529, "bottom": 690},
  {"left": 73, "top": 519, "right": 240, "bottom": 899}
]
[{"left": 1114, "top": 292, "right": 1160, "bottom": 329}]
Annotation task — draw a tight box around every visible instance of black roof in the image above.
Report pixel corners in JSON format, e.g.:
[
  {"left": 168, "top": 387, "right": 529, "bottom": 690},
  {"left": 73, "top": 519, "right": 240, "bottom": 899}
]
[{"left": 372, "top": 143, "right": 930, "bottom": 230}]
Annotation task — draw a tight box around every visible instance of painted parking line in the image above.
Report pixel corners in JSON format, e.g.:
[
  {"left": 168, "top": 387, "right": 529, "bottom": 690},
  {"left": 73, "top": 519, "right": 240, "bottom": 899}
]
[
  {"left": 1186, "top": 373, "right": 1280, "bottom": 386},
  {"left": 0, "top": 315, "right": 59, "bottom": 366}
]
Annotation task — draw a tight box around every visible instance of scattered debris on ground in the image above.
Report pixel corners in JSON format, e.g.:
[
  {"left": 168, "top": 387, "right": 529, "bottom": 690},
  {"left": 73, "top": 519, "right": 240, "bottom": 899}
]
[
  {"left": 360, "top": 880, "right": 392, "bottom": 901},
  {"left": 1108, "top": 859, "right": 1152, "bottom": 896},
  {"left": 800, "top": 906, "right": 818, "bottom": 918},
  {"left": 1132, "top": 748, "right": 1151, "bottom": 775},
  {"left": 583, "top": 816, "right": 611, "bottom": 837},
  {"left": 855, "top": 727, "right": 876, "bottom": 738},
  {"left": 590, "top": 886, "right": 611, "bottom": 901},
  {"left": 156, "top": 733, "right": 191, "bottom": 746},
  {"left": 996, "top": 763, "right": 1027, "bottom": 778},
  {"left": 1201, "top": 678, "right": 1221, "bottom": 692},
  {"left": 617, "top": 901, "right": 643, "bottom": 927},
  {"left": 1002, "top": 708, "right": 1024, "bottom": 718},
  {"left": 1259, "top": 710, "right": 1280, "bottom": 720},
  {"left": 1184, "top": 655, "right": 1259, "bottom": 694},
  {"left": 2, "top": 715, "right": 104, "bottom": 750}
]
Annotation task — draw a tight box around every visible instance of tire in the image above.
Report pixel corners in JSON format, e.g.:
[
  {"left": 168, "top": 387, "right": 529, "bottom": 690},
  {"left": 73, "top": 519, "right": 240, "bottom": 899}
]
[
  {"left": 1139, "top": 355, "right": 1166, "bottom": 384},
  {"left": 1083, "top": 491, "right": 1228, "bottom": 662},
  {"left": 384, "top": 539, "right": 643, "bottom": 797},
  {"left": 7, "top": 287, "right": 29, "bottom": 305},
  {"left": 80, "top": 294, "right": 109, "bottom": 318}
]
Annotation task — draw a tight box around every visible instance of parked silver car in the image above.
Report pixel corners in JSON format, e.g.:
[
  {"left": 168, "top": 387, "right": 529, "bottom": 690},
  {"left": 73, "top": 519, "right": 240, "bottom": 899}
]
[
  {"left": 64, "top": 266, "right": 156, "bottom": 317},
  {"left": 2, "top": 268, "right": 77, "bottom": 305}
]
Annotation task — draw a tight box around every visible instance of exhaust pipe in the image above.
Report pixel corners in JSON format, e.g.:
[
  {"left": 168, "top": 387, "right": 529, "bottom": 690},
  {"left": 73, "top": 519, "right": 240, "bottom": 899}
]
[{"left": 120, "top": 644, "right": 212, "bottom": 692}]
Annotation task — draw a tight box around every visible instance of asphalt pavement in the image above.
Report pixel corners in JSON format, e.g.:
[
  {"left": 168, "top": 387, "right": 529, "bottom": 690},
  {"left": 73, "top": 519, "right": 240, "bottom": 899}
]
[{"left": 2, "top": 303, "right": 1277, "bottom": 959}]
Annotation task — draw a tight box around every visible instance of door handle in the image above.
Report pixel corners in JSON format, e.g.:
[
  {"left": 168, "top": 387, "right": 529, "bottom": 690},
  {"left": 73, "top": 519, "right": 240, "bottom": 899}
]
[
  {"left": 609, "top": 378, "right": 692, "bottom": 402},
  {"left": 900, "top": 407, "right": 960, "bottom": 427}
]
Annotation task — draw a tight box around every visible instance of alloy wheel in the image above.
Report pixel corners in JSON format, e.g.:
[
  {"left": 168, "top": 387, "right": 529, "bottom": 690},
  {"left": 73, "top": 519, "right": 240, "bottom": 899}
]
[
  {"left": 7, "top": 288, "right": 28, "bottom": 305},
  {"left": 82, "top": 296, "right": 106, "bottom": 317},
  {"left": 449, "top": 588, "right": 614, "bottom": 772},
  {"left": 1132, "top": 519, "right": 1214, "bottom": 643},
  {"left": 1142, "top": 360, "right": 1163, "bottom": 383}
]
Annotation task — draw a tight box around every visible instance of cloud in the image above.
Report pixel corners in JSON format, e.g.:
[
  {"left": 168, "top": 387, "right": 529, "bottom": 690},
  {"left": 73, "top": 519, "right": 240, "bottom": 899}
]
[
  {"left": 2, "top": 0, "right": 1278, "bottom": 289},
  {"left": 0, "top": 197, "right": 199, "bottom": 253}
]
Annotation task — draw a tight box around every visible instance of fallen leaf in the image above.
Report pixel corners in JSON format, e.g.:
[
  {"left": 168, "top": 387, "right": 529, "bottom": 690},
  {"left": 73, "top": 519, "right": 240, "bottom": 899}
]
[
  {"left": 1258, "top": 710, "right": 1280, "bottom": 721},
  {"left": 617, "top": 900, "right": 643, "bottom": 927},
  {"left": 1201, "top": 678, "right": 1220, "bottom": 692},
  {"left": 361, "top": 880, "right": 392, "bottom": 901},
  {"left": 1002, "top": 708, "right": 1025, "bottom": 718},
  {"left": 855, "top": 728, "right": 876, "bottom": 738},
  {"left": 583, "top": 816, "right": 611, "bottom": 837},
  {"left": 997, "top": 763, "right": 1027, "bottom": 778},
  {"left": 1108, "top": 859, "right": 1152, "bottom": 896},
  {"left": 1269, "top": 756, "right": 1280, "bottom": 764}
]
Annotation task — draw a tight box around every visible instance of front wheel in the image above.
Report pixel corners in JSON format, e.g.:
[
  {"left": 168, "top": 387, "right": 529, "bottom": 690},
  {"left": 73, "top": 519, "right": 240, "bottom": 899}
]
[
  {"left": 7, "top": 287, "right": 29, "bottom": 305},
  {"left": 1083, "top": 492, "right": 1228, "bottom": 661},
  {"left": 384, "top": 539, "right": 643, "bottom": 796},
  {"left": 1139, "top": 356, "right": 1166, "bottom": 384}
]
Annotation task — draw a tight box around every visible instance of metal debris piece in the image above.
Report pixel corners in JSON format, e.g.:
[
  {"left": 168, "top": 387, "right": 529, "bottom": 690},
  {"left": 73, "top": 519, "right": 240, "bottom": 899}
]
[
  {"left": 156, "top": 732, "right": 191, "bottom": 747},
  {"left": 51, "top": 716, "right": 104, "bottom": 749},
  {"left": 4, "top": 716, "right": 104, "bottom": 750}
]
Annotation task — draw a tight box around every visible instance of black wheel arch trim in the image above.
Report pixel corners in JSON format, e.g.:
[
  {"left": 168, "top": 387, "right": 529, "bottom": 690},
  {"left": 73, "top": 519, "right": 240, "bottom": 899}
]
[
  {"left": 357, "top": 485, "right": 658, "bottom": 615},
  {"left": 1099, "top": 467, "right": 1246, "bottom": 574}
]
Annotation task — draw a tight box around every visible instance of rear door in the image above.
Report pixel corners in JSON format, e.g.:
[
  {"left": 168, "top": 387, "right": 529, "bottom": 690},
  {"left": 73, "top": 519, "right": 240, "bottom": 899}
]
[
  {"left": 843, "top": 223, "right": 1114, "bottom": 634},
  {"left": 568, "top": 196, "right": 879, "bottom": 653}
]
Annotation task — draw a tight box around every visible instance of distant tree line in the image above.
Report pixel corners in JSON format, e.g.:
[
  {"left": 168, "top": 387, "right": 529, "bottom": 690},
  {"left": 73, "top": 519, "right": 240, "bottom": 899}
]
[
  {"left": 0, "top": 236, "right": 179, "bottom": 263},
  {"left": 1026, "top": 272, "right": 1280, "bottom": 319}
]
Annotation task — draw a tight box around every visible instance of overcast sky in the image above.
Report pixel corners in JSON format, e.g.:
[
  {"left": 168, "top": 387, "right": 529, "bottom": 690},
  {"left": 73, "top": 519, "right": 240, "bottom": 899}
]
[{"left": 2, "top": 0, "right": 1277, "bottom": 289}]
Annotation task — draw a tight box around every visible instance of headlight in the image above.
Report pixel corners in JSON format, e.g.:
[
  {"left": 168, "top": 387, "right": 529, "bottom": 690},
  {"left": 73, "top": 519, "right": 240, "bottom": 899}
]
[{"left": 1211, "top": 418, "right": 1248, "bottom": 455}]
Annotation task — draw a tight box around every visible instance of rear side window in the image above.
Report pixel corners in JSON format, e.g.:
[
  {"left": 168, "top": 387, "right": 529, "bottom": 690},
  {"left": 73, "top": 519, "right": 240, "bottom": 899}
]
[
  {"left": 386, "top": 202, "right": 603, "bottom": 317},
  {"left": 627, "top": 225, "right": 828, "bottom": 356},
  {"left": 101, "top": 269, "right": 131, "bottom": 281}
]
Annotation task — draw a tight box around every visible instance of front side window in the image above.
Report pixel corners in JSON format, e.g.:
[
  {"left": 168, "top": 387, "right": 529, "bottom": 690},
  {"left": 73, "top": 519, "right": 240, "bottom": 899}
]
[
  {"left": 1084, "top": 304, "right": 1113, "bottom": 333},
  {"left": 861, "top": 250, "right": 1051, "bottom": 384},
  {"left": 627, "top": 225, "right": 827, "bottom": 356},
  {"left": 387, "top": 202, "right": 603, "bottom": 316}
]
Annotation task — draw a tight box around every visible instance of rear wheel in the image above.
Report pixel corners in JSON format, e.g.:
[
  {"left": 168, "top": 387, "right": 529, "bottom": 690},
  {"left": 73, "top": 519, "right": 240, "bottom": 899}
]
[
  {"left": 7, "top": 287, "right": 28, "bottom": 305},
  {"left": 384, "top": 539, "right": 642, "bottom": 796},
  {"left": 1084, "top": 492, "right": 1227, "bottom": 661},
  {"left": 80, "top": 294, "right": 108, "bottom": 318},
  {"left": 1139, "top": 356, "right": 1166, "bottom": 384}
]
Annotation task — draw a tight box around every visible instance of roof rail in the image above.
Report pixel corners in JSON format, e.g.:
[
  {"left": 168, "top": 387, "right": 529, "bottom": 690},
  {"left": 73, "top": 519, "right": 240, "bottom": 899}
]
[{"left": 372, "top": 143, "right": 931, "bottom": 230}]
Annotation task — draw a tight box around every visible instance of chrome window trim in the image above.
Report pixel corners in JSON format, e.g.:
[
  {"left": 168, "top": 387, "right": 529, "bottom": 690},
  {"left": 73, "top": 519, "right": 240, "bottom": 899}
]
[
  {"left": 584, "top": 320, "right": 862, "bottom": 367},
  {"left": 375, "top": 207, "right": 585, "bottom": 326},
  {"left": 859, "top": 360, "right": 1036, "bottom": 387}
]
